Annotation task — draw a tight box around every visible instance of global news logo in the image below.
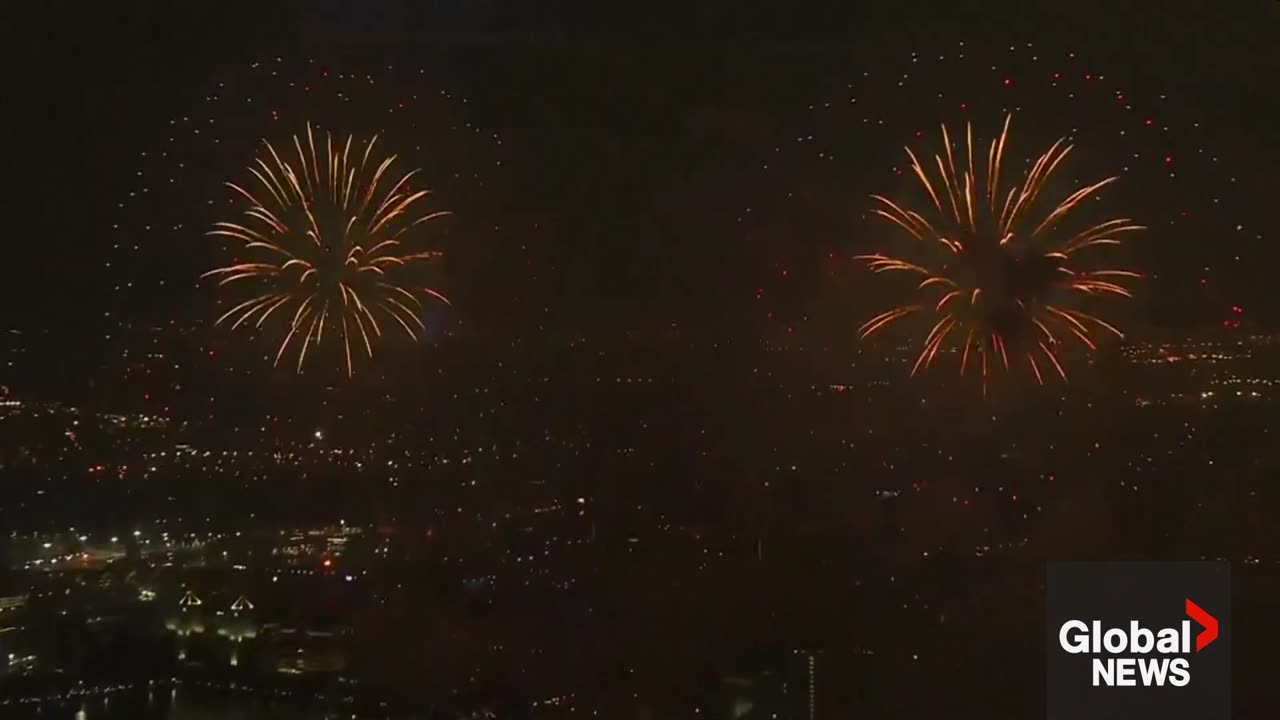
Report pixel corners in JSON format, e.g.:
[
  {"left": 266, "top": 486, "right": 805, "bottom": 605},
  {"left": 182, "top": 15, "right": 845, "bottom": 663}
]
[
  {"left": 1056, "top": 598, "right": 1219, "bottom": 687},
  {"left": 1047, "top": 562, "right": 1229, "bottom": 720}
]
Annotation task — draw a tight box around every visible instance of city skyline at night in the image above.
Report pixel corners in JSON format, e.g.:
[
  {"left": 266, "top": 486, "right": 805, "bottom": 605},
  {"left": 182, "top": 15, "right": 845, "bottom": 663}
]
[{"left": 4, "top": 1, "right": 1280, "bottom": 718}]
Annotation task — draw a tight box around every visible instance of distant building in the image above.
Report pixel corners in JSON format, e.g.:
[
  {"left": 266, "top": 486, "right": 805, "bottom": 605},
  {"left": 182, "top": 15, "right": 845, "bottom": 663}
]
[
  {"left": 276, "top": 646, "right": 346, "bottom": 674},
  {"left": 720, "top": 670, "right": 787, "bottom": 718},
  {"left": 165, "top": 591, "right": 259, "bottom": 666},
  {"left": 218, "top": 595, "right": 259, "bottom": 667},
  {"left": 786, "top": 650, "right": 820, "bottom": 720},
  {"left": 270, "top": 625, "right": 352, "bottom": 675},
  {"left": 704, "top": 650, "right": 822, "bottom": 719}
]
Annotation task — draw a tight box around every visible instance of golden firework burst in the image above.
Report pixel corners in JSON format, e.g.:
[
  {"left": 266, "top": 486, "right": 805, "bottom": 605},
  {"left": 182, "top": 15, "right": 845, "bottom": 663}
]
[
  {"left": 204, "top": 123, "right": 452, "bottom": 376},
  {"left": 857, "top": 114, "right": 1143, "bottom": 388}
]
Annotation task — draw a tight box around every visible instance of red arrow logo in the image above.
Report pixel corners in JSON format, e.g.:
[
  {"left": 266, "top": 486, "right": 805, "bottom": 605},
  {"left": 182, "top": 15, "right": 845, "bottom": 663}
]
[{"left": 1186, "top": 598, "right": 1218, "bottom": 652}]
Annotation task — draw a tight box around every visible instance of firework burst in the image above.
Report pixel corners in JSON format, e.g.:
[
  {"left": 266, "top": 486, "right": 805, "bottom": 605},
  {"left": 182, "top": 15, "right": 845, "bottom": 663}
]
[
  {"left": 204, "top": 122, "right": 452, "bottom": 376},
  {"left": 856, "top": 114, "right": 1143, "bottom": 388}
]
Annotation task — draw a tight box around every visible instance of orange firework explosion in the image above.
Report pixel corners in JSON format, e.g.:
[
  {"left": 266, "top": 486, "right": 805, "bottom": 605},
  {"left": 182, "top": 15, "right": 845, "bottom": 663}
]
[
  {"left": 857, "top": 114, "right": 1143, "bottom": 387},
  {"left": 204, "top": 123, "right": 452, "bottom": 376}
]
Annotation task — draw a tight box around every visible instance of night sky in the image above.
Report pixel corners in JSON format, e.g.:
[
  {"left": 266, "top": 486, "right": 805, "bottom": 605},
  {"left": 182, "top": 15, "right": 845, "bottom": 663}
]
[{"left": 8, "top": 1, "right": 1280, "bottom": 361}]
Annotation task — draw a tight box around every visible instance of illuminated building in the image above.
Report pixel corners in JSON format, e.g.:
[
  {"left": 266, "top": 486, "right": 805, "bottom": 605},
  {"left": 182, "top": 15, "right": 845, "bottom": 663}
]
[
  {"left": 719, "top": 671, "right": 787, "bottom": 719},
  {"left": 165, "top": 591, "right": 259, "bottom": 666},
  {"left": 276, "top": 647, "right": 346, "bottom": 675},
  {"left": 271, "top": 626, "right": 352, "bottom": 675},
  {"left": 166, "top": 591, "right": 205, "bottom": 661},
  {"left": 704, "top": 653, "right": 822, "bottom": 720},
  {"left": 787, "top": 650, "right": 820, "bottom": 720},
  {"left": 217, "top": 595, "right": 258, "bottom": 667}
]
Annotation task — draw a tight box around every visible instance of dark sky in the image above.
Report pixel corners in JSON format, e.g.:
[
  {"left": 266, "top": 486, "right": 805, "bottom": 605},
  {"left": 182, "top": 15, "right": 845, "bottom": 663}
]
[{"left": 6, "top": 1, "right": 1280, "bottom": 348}]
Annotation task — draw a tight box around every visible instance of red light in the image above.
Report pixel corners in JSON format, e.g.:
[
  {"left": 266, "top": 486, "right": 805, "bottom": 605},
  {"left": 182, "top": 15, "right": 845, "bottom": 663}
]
[
  {"left": 1165, "top": 156, "right": 1173, "bottom": 164},
  {"left": 1053, "top": 72, "right": 1062, "bottom": 79},
  {"left": 323, "top": 559, "right": 332, "bottom": 568},
  {"left": 1145, "top": 118, "right": 1154, "bottom": 126},
  {"left": 781, "top": 269, "right": 789, "bottom": 277},
  {"left": 1084, "top": 74, "right": 1092, "bottom": 81},
  {"left": 1003, "top": 78, "right": 1012, "bottom": 86},
  {"left": 960, "top": 102, "right": 968, "bottom": 110},
  {"left": 1223, "top": 321, "right": 1230, "bottom": 328}
]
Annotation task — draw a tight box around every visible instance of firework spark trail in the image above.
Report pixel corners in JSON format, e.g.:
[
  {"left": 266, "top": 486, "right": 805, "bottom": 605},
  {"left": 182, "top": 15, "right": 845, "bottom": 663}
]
[
  {"left": 856, "top": 114, "right": 1144, "bottom": 388},
  {"left": 204, "top": 123, "right": 452, "bottom": 376}
]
